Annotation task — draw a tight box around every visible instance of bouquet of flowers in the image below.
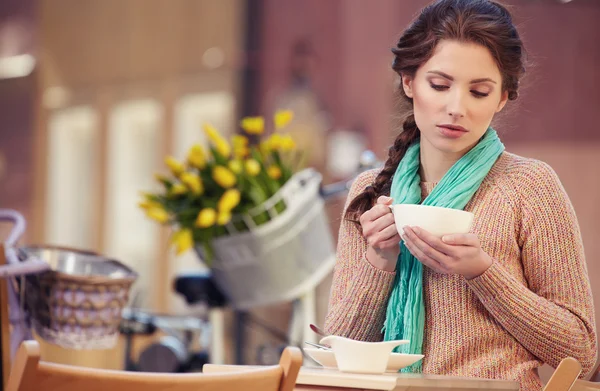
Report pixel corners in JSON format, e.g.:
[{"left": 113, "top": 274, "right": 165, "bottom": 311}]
[{"left": 138, "top": 110, "right": 303, "bottom": 266}]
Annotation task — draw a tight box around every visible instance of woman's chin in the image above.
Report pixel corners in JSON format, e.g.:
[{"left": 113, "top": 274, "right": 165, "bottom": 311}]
[{"left": 429, "top": 138, "right": 472, "bottom": 155}]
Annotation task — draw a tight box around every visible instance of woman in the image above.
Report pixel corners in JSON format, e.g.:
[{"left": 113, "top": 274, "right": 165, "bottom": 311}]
[{"left": 324, "top": 0, "right": 597, "bottom": 390}]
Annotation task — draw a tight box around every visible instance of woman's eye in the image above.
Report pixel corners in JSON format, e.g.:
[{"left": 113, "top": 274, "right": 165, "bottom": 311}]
[
  {"left": 430, "top": 83, "right": 449, "bottom": 91},
  {"left": 429, "top": 83, "right": 490, "bottom": 98},
  {"left": 471, "top": 90, "right": 489, "bottom": 98}
]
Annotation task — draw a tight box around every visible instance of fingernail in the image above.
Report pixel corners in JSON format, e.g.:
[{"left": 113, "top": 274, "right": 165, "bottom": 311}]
[
  {"left": 442, "top": 235, "right": 452, "bottom": 243},
  {"left": 398, "top": 227, "right": 405, "bottom": 236},
  {"left": 412, "top": 226, "right": 420, "bottom": 234}
]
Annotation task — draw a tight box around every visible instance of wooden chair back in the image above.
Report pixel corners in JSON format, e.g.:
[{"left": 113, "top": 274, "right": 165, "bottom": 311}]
[
  {"left": 5, "top": 340, "right": 302, "bottom": 391},
  {"left": 571, "top": 362, "right": 600, "bottom": 391},
  {"left": 544, "top": 357, "right": 583, "bottom": 391},
  {"left": 572, "top": 379, "right": 600, "bottom": 391}
]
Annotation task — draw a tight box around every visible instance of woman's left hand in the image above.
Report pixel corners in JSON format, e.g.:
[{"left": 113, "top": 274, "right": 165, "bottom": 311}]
[{"left": 401, "top": 226, "right": 493, "bottom": 280}]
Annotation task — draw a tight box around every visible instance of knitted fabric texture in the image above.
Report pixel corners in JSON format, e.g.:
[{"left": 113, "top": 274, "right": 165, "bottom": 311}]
[
  {"left": 384, "top": 128, "right": 504, "bottom": 372},
  {"left": 324, "top": 152, "right": 597, "bottom": 391}
]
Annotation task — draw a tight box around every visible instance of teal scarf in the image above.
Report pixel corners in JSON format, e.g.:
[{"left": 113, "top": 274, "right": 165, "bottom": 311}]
[{"left": 382, "top": 127, "right": 504, "bottom": 372}]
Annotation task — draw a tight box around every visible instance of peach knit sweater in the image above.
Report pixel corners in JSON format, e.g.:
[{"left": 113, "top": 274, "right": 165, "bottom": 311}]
[{"left": 324, "top": 152, "right": 597, "bottom": 391}]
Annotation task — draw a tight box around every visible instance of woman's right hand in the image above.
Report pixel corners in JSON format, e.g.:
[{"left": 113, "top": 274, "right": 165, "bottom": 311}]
[{"left": 359, "top": 196, "right": 401, "bottom": 272}]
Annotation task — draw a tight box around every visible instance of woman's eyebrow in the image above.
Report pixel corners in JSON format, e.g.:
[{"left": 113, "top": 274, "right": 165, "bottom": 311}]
[{"left": 427, "top": 70, "right": 497, "bottom": 84}]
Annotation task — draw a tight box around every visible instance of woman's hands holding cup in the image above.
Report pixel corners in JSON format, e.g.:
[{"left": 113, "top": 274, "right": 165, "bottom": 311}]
[
  {"left": 359, "top": 197, "right": 492, "bottom": 278},
  {"left": 359, "top": 196, "right": 401, "bottom": 272},
  {"left": 401, "top": 226, "right": 493, "bottom": 280}
]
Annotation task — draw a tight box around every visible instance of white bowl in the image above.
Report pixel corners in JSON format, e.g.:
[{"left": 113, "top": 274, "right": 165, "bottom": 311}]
[
  {"left": 319, "top": 335, "right": 409, "bottom": 374},
  {"left": 304, "top": 347, "right": 424, "bottom": 373},
  {"left": 303, "top": 347, "right": 337, "bottom": 368},
  {"left": 389, "top": 204, "right": 474, "bottom": 237}
]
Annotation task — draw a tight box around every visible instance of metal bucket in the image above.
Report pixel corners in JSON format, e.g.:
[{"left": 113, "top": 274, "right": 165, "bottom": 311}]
[{"left": 17, "top": 246, "right": 138, "bottom": 349}]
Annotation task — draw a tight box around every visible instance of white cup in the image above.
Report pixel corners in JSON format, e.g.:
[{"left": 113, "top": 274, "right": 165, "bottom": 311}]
[
  {"left": 319, "top": 335, "right": 408, "bottom": 374},
  {"left": 388, "top": 204, "right": 474, "bottom": 237}
]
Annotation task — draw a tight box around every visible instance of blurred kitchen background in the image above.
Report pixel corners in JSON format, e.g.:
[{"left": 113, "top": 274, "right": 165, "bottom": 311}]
[{"left": 0, "top": 0, "right": 599, "bottom": 380}]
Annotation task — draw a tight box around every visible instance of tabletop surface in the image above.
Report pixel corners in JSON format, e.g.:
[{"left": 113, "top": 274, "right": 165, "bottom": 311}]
[{"left": 296, "top": 366, "right": 520, "bottom": 391}]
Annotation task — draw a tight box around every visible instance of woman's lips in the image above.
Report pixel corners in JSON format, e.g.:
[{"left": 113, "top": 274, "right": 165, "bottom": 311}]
[{"left": 437, "top": 125, "right": 468, "bottom": 139}]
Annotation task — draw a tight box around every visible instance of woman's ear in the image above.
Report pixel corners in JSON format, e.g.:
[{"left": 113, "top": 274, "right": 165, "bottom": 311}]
[
  {"left": 496, "top": 91, "right": 509, "bottom": 113},
  {"left": 401, "top": 74, "right": 414, "bottom": 98}
]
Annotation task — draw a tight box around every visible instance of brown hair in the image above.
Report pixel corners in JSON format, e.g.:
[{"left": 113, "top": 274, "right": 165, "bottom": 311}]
[{"left": 345, "top": 0, "right": 526, "bottom": 222}]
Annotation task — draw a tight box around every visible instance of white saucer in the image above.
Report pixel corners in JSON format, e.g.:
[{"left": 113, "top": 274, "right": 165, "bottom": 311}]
[{"left": 304, "top": 347, "right": 424, "bottom": 373}]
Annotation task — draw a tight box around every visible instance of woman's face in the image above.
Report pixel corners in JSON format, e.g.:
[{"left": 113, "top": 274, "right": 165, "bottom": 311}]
[{"left": 402, "top": 40, "right": 508, "bottom": 156}]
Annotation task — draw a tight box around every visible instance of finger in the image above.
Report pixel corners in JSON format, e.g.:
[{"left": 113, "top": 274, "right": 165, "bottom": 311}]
[
  {"left": 360, "top": 203, "right": 389, "bottom": 226},
  {"left": 377, "top": 196, "right": 393, "bottom": 205},
  {"left": 403, "top": 226, "right": 450, "bottom": 265},
  {"left": 370, "top": 224, "right": 400, "bottom": 246},
  {"left": 364, "top": 203, "right": 393, "bottom": 221},
  {"left": 376, "top": 224, "right": 400, "bottom": 241},
  {"left": 410, "top": 226, "right": 455, "bottom": 256},
  {"left": 442, "top": 233, "right": 479, "bottom": 246},
  {"left": 379, "top": 235, "right": 401, "bottom": 249},
  {"left": 363, "top": 213, "right": 396, "bottom": 237},
  {"left": 402, "top": 236, "right": 445, "bottom": 273}
]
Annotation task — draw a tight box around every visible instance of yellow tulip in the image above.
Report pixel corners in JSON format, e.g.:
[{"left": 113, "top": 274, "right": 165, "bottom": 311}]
[
  {"left": 154, "top": 173, "right": 170, "bottom": 183},
  {"left": 244, "top": 159, "right": 261, "bottom": 176},
  {"left": 169, "top": 183, "right": 188, "bottom": 196},
  {"left": 267, "top": 134, "right": 283, "bottom": 150},
  {"left": 232, "top": 135, "right": 250, "bottom": 159},
  {"left": 279, "top": 134, "right": 296, "bottom": 151},
  {"left": 181, "top": 172, "right": 204, "bottom": 195},
  {"left": 259, "top": 139, "right": 272, "bottom": 155},
  {"left": 217, "top": 210, "right": 232, "bottom": 226},
  {"left": 203, "top": 123, "right": 231, "bottom": 157},
  {"left": 233, "top": 145, "right": 249, "bottom": 159},
  {"left": 240, "top": 116, "right": 265, "bottom": 135},
  {"left": 232, "top": 135, "right": 249, "bottom": 148},
  {"left": 267, "top": 165, "right": 282, "bottom": 180},
  {"left": 164, "top": 156, "right": 184, "bottom": 177},
  {"left": 212, "top": 166, "right": 237, "bottom": 188},
  {"left": 274, "top": 109, "right": 294, "bottom": 130},
  {"left": 171, "top": 228, "right": 193, "bottom": 255},
  {"left": 218, "top": 189, "right": 241, "bottom": 212},
  {"left": 187, "top": 144, "right": 206, "bottom": 169},
  {"left": 195, "top": 208, "right": 217, "bottom": 228},
  {"left": 138, "top": 199, "right": 161, "bottom": 210},
  {"left": 228, "top": 159, "right": 243, "bottom": 174},
  {"left": 146, "top": 206, "right": 170, "bottom": 223}
]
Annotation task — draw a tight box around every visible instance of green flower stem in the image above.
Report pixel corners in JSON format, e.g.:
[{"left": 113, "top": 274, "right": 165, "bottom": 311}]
[{"left": 202, "top": 240, "right": 215, "bottom": 266}]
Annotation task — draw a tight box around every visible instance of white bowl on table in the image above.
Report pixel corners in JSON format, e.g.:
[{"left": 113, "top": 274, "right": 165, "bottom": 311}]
[
  {"left": 389, "top": 204, "right": 474, "bottom": 237},
  {"left": 303, "top": 347, "right": 337, "bottom": 368},
  {"left": 304, "top": 346, "right": 424, "bottom": 373},
  {"left": 319, "top": 335, "right": 414, "bottom": 374}
]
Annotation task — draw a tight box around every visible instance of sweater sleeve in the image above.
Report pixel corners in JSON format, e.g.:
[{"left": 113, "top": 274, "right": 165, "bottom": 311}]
[
  {"left": 323, "top": 170, "right": 397, "bottom": 341},
  {"left": 467, "top": 160, "right": 597, "bottom": 376}
]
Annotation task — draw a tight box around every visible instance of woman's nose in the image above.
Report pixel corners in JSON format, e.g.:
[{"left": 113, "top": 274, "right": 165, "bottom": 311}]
[{"left": 446, "top": 91, "right": 466, "bottom": 118}]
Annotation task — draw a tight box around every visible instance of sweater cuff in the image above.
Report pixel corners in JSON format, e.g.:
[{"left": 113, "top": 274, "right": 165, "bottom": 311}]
[
  {"left": 352, "top": 253, "right": 396, "bottom": 308},
  {"left": 358, "top": 252, "right": 396, "bottom": 283},
  {"left": 466, "top": 259, "right": 511, "bottom": 298}
]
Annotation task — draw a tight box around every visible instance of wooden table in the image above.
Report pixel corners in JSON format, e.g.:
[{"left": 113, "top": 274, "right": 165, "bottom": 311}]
[{"left": 295, "top": 366, "right": 520, "bottom": 391}]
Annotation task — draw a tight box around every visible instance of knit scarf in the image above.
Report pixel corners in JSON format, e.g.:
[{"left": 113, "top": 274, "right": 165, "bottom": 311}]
[{"left": 382, "top": 127, "right": 504, "bottom": 372}]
